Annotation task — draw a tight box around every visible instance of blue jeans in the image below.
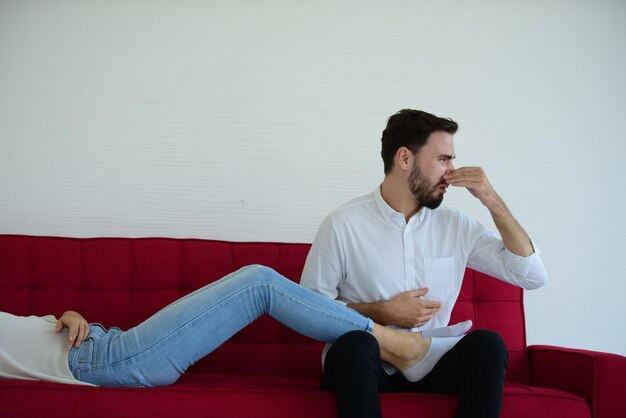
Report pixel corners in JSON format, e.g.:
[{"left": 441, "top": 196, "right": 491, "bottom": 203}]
[{"left": 68, "top": 265, "right": 373, "bottom": 387}]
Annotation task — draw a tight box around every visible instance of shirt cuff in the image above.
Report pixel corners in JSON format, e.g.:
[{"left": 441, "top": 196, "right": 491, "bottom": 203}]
[{"left": 503, "top": 239, "right": 541, "bottom": 277}]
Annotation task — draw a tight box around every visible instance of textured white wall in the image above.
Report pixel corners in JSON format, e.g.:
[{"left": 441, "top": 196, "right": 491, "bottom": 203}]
[{"left": 1, "top": 1, "right": 625, "bottom": 356}]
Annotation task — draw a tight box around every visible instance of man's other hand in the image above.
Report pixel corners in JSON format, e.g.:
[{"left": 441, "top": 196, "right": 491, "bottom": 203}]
[{"left": 384, "top": 289, "right": 441, "bottom": 328}]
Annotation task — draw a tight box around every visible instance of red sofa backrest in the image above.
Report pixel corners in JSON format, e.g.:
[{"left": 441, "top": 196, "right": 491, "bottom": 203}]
[{"left": 0, "top": 235, "right": 531, "bottom": 383}]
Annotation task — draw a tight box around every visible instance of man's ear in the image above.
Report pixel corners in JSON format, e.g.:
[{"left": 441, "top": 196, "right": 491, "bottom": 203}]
[{"left": 394, "top": 147, "right": 414, "bottom": 171}]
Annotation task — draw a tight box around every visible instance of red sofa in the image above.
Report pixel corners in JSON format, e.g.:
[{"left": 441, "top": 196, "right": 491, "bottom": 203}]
[{"left": 1, "top": 234, "right": 624, "bottom": 418}]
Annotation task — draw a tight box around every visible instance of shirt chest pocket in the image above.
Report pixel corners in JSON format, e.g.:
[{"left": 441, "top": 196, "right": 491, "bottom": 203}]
[{"left": 423, "top": 256, "right": 457, "bottom": 301}]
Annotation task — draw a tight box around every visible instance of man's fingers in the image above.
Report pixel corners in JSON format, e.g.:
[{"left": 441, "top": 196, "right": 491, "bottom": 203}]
[
  {"left": 407, "top": 290, "right": 441, "bottom": 309},
  {"left": 407, "top": 288, "right": 429, "bottom": 298},
  {"left": 422, "top": 306, "right": 439, "bottom": 318},
  {"left": 448, "top": 181, "right": 477, "bottom": 189},
  {"left": 445, "top": 168, "right": 486, "bottom": 185},
  {"left": 417, "top": 306, "right": 440, "bottom": 322},
  {"left": 445, "top": 166, "right": 483, "bottom": 176},
  {"left": 421, "top": 300, "right": 441, "bottom": 309},
  {"left": 446, "top": 174, "right": 482, "bottom": 185}
]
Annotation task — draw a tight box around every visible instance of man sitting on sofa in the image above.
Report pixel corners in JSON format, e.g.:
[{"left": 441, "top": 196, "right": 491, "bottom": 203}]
[{"left": 300, "top": 108, "right": 548, "bottom": 418}]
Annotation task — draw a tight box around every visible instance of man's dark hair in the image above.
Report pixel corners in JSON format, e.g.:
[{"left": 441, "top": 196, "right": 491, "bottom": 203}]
[{"left": 380, "top": 109, "right": 458, "bottom": 174}]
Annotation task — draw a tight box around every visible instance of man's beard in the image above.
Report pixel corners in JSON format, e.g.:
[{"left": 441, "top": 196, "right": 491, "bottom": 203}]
[{"left": 409, "top": 164, "right": 445, "bottom": 210}]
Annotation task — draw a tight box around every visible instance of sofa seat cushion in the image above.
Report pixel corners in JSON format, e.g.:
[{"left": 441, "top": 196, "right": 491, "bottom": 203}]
[
  {"left": 501, "top": 383, "right": 590, "bottom": 418},
  {"left": 1, "top": 377, "right": 590, "bottom": 418}
]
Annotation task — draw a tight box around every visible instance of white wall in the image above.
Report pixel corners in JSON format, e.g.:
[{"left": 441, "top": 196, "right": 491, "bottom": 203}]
[{"left": 1, "top": 1, "right": 625, "bottom": 356}]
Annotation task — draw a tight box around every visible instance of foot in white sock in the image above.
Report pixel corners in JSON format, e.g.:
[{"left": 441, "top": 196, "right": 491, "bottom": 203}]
[
  {"left": 402, "top": 336, "right": 463, "bottom": 382},
  {"left": 420, "top": 320, "right": 472, "bottom": 339}
]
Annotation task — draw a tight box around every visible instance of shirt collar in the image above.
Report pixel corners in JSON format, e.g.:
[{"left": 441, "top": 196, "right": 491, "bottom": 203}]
[{"left": 374, "top": 185, "right": 426, "bottom": 223}]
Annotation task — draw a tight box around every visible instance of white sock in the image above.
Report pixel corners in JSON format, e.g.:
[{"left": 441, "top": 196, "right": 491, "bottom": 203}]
[
  {"left": 402, "top": 336, "right": 463, "bottom": 382},
  {"left": 420, "top": 320, "right": 472, "bottom": 339}
]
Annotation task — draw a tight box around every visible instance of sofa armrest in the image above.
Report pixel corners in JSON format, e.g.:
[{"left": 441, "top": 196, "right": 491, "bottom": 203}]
[{"left": 528, "top": 345, "right": 626, "bottom": 418}]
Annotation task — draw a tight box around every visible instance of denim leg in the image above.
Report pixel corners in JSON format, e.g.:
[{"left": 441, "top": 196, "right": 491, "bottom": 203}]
[{"left": 74, "top": 265, "right": 373, "bottom": 387}]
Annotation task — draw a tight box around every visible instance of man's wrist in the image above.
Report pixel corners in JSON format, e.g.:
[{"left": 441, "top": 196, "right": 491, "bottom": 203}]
[
  {"left": 484, "top": 193, "right": 507, "bottom": 215},
  {"left": 348, "top": 300, "right": 392, "bottom": 326}
]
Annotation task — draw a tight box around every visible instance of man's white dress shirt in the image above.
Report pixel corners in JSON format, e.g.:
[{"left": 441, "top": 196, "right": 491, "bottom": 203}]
[{"left": 301, "top": 187, "right": 548, "bottom": 332}]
